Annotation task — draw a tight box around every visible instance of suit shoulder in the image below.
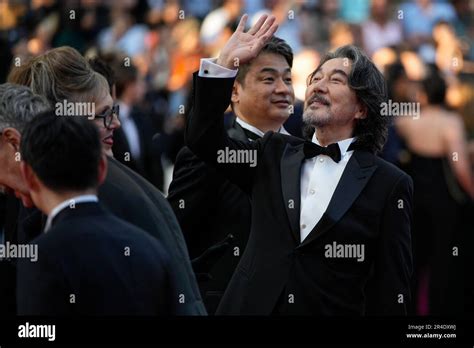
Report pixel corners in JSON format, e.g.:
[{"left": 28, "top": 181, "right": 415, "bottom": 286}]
[
  {"left": 42, "top": 215, "right": 169, "bottom": 258},
  {"left": 108, "top": 216, "right": 172, "bottom": 264},
  {"left": 373, "top": 155, "right": 412, "bottom": 185},
  {"left": 262, "top": 132, "right": 305, "bottom": 148}
]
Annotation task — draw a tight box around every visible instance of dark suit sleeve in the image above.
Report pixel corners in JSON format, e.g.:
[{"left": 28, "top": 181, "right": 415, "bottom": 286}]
[
  {"left": 365, "top": 174, "right": 413, "bottom": 315},
  {"left": 168, "top": 146, "right": 220, "bottom": 255},
  {"left": 17, "top": 247, "right": 71, "bottom": 315},
  {"left": 185, "top": 73, "right": 267, "bottom": 195}
]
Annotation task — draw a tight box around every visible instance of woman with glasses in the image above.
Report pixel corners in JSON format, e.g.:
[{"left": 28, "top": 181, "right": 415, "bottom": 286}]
[
  {"left": 8, "top": 47, "right": 121, "bottom": 157},
  {"left": 7, "top": 46, "right": 206, "bottom": 316}
]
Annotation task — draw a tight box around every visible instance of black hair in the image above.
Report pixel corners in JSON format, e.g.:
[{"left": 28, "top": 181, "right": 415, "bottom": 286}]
[
  {"left": 422, "top": 63, "right": 446, "bottom": 105},
  {"left": 236, "top": 36, "right": 293, "bottom": 86},
  {"left": 88, "top": 55, "right": 116, "bottom": 94},
  {"left": 110, "top": 56, "right": 138, "bottom": 98},
  {"left": 21, "top": 110, "right": 102, "bottom": 192}
]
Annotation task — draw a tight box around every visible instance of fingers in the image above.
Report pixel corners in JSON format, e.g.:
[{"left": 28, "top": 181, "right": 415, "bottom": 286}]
[
  {"left": 254, "top": 23, "right": 279, "bottom": 52},
  {"left": 247, "top": 14, "right": 268, "bottom": 35},
  {"left": 236, "top": 13, "right": 248, "bottom": 33},
  {"left": 255, "top": 15, "right": 276, "bottom": 38}
]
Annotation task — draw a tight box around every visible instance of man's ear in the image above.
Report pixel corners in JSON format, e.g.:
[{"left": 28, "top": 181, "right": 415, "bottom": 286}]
[
  {"left": 97, "top": 154, "right": 108, "bottom": 186},
  {"left": 231, "top": 82, "right": 241, "bottom": 104},
  {"left": 354, "top": 101, "right": 368, "bottom": 120},
  {"left": 20, "top": 161, "right": 40, "bottom": 193},
  {"left": 1, "top": 128, "right": 22, "bottom": 151}
]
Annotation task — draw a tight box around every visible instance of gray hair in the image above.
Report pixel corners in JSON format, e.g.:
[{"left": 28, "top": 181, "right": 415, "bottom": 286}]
[{"left": 0, "top": 83, "right": 50, "bottom": 133}]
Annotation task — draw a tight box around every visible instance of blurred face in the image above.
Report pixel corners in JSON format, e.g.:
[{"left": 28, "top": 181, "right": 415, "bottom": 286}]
[
  {"left": 92, "top": 92, "right": 121, "bottom": 156},
  {"left": 0, "top": 130, "right": 21, "bottom": 193},
  {"left": 303, "top": 58, "right": 365, "bottom": 129},
  {"left": 232, "top": 53, "right": 294, "bottom": 129},
  {"left": 0, "top": 128, "right": 34, "bottom": 207}
]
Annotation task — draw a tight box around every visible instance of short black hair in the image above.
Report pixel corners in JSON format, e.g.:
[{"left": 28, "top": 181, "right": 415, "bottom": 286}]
[
  {"left": 88, "top": 55, "right": 116, "bottom": 94},
  {"left": 21, "top": 110, "right": 102, "bottom": 192},
  {"left": 307, "top": 45, "right": 389, "bottom": 154},
  {"left": 110, "top": 55, "right": 139, "bottom": 98},
  {"left": 236, "top": 36, "right": 293, "bottom": 87},
  {"left": 422, "top": 64, "right": 446, "bottom": 105}
]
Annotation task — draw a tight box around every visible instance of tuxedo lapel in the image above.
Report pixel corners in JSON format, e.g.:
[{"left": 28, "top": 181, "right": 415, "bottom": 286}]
[
  {"left": 298, "top": 149, "right": 378, "bottom": 248},
  {"left": 280, "top": 142, "right": 305, "bottom": 243},
  {"left": 228, "top": 118, "right": 251, "bottom": 142}
]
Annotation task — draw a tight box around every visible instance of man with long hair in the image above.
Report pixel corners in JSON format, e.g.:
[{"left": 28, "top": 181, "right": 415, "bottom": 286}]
[{"left": 186, "top": 14, "right": 413, "bottom": 315}]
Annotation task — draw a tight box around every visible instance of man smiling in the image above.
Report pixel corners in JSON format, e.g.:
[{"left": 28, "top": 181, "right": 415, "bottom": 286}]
[
  {"left": 168, "top": 36, "right": 295, "bottom": 313},
  {"left": 185, "top": 14, "right": 413, "bottom": 315}
]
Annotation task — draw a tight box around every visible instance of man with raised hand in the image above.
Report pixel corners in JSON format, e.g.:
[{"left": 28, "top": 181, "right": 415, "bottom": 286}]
[
  {"left": 186, "top": 14, "right": 413, "bottom": 315},
  {"left": 168, "top": 35, "right": 295, "bottom": 314}
]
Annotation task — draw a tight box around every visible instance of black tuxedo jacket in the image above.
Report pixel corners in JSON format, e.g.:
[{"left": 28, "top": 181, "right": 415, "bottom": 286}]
[
  {"left": 17, "top": 202, "right": 175, "bottom": 315},
  {"left": 0, "top": 194, "right": 19, "bottom": 315},
  {"left": 3, "top": 158, "right": 206, "bottom": 316},
  {"left": 99, "top": 157, "right": 206, "bottom": 315},
  {"left": 112, "top": 107, "right": 164, "bottom": 190},
  {"left": 186, "top": 73, "right": 413, "bottom": 315},
  {"left": 168, "top": 116, "right": 253, "bottom": 313}
]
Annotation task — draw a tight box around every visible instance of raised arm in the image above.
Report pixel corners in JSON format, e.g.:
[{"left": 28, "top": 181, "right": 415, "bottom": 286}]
[{"left": 185, "top": 14, "right": 279, "bottom": 194}]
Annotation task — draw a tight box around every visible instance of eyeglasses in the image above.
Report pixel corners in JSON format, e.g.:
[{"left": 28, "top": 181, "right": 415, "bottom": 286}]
[{"left": 94, "top": 104, "right": 120, "bottom": 129}]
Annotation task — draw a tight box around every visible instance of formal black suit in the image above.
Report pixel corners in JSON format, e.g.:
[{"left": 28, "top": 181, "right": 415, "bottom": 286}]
[
  {"left": 0, "top": 194, "right": 19, "bottom": 315},
  {"left": 3, "top": 157, "right": 206, "bottom": 316},
  {"left": 168, "top": 116, "right": 253, "bottom": 314},
  {"left": 17, "top": 202, "right": 175, "bottom": 315},
  {"left": 112, "top": 106, "right": 164, "bottom": 190},
  {"left": 185, "top": 73, "right": 413, "bottom": 315},
  {"left": 98, "top": 157, "right": 206, "bottom": 315}
]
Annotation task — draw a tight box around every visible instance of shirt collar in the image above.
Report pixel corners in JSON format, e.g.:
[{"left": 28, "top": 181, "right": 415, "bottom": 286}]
[
  {"left": 236, "top": 117, "right": 290, "bottom": 138},
  {"left": 312, "top": 134, "right": 356, "bottom": 157},
  {"left": 44, "top": 194, "right": 98, "bottom": 233},
  {"left": 118, "top": 101, "right": 131, "bottom": 120}
]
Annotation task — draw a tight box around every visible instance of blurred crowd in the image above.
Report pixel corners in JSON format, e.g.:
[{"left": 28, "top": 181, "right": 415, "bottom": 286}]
[
  {"left": 0, "top": 0, "right": 473, "bottom": 316},
  {"left": 1, "top": 0, "right": 473, "bottom": 191}
]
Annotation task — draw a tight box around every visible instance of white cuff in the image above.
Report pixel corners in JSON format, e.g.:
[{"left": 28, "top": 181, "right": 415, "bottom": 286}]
[{"left": 198, "top": 58, "right": 238, "bottom": 78}]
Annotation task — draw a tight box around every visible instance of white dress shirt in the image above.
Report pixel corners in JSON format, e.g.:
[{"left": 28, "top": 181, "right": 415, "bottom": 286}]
[
  {"left": 118, "top": 102, "right": 141, "bottom": 159},
  {"left": 198, "top": 58, "right": 238, "bottom": 78},
  {"left": 44, "top": 194, "right": 98, "bottom": 233},
  {"left": 300, "top": 135, "right": 356, "bottom": 242},
  {"left": 235, "top": 117, "right": 290, "bottom": 138},
  {"left": 198, "top": 58, "right": 357, "bottom": 242}
]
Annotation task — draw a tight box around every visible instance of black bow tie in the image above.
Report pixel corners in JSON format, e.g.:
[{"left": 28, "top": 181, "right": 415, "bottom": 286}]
[{"left": 303, "top": 141, "right": 357, "bottom": 163}]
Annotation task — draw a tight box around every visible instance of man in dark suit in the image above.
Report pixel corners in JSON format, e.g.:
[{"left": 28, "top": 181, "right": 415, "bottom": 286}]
[
  {"left": 186, "top": 14, "right": 413, "bottom": 315},
  {"left": 107, "top": 57, "right": 164, "bottom": 190},
  {"left": 168, "top": 36, "right": 295, "bottom": 314},
  {"left": 17, "top": 111, "right": 175, "bottom": 315},
  {"left": 0, "top": 84, "right": 51, "bottom": 315},
  {"left": 86, "top": 59, "right": 206, "bottom": 315},
  {"left": 0, "top": 82, "right": 205, "bottom": 315}
]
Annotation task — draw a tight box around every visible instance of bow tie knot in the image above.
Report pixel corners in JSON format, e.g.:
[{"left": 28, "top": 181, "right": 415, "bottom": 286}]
[{"left": 304, "top": 142, "right": 342, "bottom": 163}]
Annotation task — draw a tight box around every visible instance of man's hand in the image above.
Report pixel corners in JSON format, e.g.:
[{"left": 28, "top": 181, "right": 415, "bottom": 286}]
[{"left": 216, "top": 14, "right": 278, "bottom": 70}]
